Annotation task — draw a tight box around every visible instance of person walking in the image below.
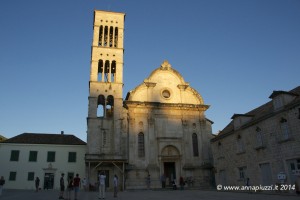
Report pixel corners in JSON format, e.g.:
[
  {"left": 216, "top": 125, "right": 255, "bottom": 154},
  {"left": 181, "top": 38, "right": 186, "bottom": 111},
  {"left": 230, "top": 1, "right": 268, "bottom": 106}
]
[
  {"left": 73, "top": 174, "right": 81, "bottom": 200},
  {"left": 0, "top": 176, "right": 5, "bottom": 196},
  {"left": 35, "top": 177, "right": 40, "bottom": 192},
  {"left": 113, "top": 174, "right": 118, "bottom": 198},
  {"left": 59, "top": 173, "right": 65, "bottom": 199},
  {"left": 98, "top": 171, "right": 106, "bottom": 199}
]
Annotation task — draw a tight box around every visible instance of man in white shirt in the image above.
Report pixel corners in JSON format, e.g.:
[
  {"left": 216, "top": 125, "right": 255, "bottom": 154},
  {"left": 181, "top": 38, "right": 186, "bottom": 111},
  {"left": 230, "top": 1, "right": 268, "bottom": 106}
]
[{"left": 98, "top": 172, "right": 106, "bottom": 199}]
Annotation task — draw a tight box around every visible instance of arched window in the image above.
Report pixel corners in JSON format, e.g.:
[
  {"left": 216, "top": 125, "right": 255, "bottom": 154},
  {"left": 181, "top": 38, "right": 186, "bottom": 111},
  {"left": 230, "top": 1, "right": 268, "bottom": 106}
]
[
  {"left": 104, "top": 26, "right": 108, "bottom": 46},
  {"left": 138, "top": 132, "right": 145, "bottom": 158},
  {"left": 98, "top": 59, "right": 103, "bottom": 82},
  {"left": 192, "top": 133, "right": 199, "bottom": 157},
  {"left": 106, "top": 95, "right": 114, "bottom": 118},
  {"left": 111, "top": 61, "right": 116, "bottom": 82},
  {"left": 104, "top": 60, "right": 110, "bottom": 82},
  {"left": 114, "top": 27, "right": 118, "bottom": 47},
  {"left": 109, "top": 26, "right": 113, "bottom": 47},
  {"left": 99, "top": 25, "right": 103, "bottom": 46},
  {"left": 97, "top": 95, "right": 105, "bottom": 117}
]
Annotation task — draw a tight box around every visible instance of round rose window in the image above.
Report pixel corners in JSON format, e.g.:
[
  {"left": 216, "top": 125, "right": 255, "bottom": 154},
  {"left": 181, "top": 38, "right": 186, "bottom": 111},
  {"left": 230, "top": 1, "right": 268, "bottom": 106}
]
[{"left": 162, "top": 90, "right": 171, "bottom": 99}]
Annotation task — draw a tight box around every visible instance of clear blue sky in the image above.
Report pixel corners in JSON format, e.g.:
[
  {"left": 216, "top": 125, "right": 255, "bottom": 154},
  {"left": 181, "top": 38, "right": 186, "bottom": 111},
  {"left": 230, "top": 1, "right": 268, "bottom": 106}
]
[{"left": 1, "top": 0, "right": 300, "bottom": 142}]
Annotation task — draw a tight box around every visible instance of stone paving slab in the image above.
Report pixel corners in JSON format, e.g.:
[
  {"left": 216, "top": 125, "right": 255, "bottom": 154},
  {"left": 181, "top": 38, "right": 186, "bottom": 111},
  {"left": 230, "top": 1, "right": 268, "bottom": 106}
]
[{"left": 0, "top": 189, "right": 298, "bottom": 200}]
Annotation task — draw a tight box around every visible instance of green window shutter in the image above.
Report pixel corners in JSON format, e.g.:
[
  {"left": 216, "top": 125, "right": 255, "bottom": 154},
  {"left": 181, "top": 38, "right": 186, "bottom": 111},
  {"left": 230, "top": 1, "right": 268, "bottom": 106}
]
[
  {"left": 10, "top": 150, "right": 20, "bottom": 161},
  {"left": 9, "top": 172, "right": 17, "bottom": 181},
  {"left": 29, "top": 151, "right": 38, "bottom": 162},
  {"left": 28, "top": 172, "right": 35, "bottom": 181},
  {"left": 68, "top": 152, "right": 76, "bottom": 162},
  {"left": 47, "top": 151, "right": 56, "bottom": 162}
]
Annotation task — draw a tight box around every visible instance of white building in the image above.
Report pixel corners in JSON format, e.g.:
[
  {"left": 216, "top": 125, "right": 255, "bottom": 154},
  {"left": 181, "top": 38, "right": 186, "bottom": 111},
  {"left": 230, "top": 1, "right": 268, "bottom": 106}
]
[{"left": 0, "top": 133, "right": 86, "bottom": 190}]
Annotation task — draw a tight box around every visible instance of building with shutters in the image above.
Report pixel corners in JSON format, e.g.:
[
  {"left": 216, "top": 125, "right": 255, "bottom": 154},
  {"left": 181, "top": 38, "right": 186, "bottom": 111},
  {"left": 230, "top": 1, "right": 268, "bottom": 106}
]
[{"left": 0, "top": 133, "right": 86, "bottom": 190}]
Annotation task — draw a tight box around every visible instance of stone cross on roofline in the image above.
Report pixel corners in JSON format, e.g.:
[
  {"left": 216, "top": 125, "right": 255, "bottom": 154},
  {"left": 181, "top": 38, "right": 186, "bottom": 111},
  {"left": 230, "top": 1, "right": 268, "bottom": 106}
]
[{"left": 160, "top": 60, "right": 172, "bottom": 70}]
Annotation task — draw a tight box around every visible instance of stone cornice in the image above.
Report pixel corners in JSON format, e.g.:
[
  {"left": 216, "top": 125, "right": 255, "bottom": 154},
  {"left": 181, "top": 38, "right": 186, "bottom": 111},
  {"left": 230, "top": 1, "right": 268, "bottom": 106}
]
[{"left": 124, "top": 101, "right": 209, "bottom": 110}]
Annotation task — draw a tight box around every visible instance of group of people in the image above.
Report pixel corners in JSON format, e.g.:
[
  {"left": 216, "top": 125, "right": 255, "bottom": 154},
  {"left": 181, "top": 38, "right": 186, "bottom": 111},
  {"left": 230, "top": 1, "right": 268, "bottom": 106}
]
[
  {"left": 0, "top": 171, "right": 118, "bottom": 199},
  {"left": 34, "top": 172, "right": 117, "bottom": 199},
  {"left": 59, "top": 173, "right": 81, "bottom": 200},
  {"left": 160, "top": 174, "right": 185, "bottom": 190}
]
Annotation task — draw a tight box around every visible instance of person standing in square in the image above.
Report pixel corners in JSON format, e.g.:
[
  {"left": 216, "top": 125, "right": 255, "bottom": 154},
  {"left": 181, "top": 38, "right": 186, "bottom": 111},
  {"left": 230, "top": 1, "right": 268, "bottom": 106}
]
[
  {"left": 113, "top": 174, "right": 118, "bottom": 198},
  {"left": 98, "top": 171, "right": 106, "bottom": 199},
  {"left": 0, "top": 176, "right": 5, "bottom": 196},
  {"left": 73, "top": 174, "right": 81, "bottom": 200},
  {"left": 59, "top": 173, "right": 65, "bottom": 199}
]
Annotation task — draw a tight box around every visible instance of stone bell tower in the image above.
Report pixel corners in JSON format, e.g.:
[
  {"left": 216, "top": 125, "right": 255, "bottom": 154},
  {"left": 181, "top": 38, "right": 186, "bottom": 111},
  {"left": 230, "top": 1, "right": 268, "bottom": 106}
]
[{"left": 86, "top": 10, "right": 126, "bottom": 188}]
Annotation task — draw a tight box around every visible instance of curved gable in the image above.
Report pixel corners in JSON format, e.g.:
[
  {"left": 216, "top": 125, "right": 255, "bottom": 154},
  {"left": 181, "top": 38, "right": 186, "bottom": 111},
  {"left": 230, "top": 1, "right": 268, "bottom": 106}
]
[{"left": 126, "top": 60, "right": 204, "bottom": 105}]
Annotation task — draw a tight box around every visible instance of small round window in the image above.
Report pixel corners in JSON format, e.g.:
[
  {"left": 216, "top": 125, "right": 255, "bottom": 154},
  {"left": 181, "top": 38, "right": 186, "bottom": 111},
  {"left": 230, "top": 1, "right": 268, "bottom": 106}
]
[{"left": 162, "top": 90, "right": 171, "bottom": 99}]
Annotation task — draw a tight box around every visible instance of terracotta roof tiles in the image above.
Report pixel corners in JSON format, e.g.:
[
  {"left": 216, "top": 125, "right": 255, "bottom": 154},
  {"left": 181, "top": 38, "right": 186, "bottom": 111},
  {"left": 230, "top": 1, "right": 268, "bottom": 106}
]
[{"left": 0, "top": 133, "right": 86, "bottom": 145}]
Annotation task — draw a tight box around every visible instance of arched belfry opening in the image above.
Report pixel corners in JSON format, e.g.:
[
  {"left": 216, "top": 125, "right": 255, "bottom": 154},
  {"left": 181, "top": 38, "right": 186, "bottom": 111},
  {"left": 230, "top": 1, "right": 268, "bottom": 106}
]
[
  {"left": 104, "top": 26, "right": 108, "bottom": 46},
  {"left": 97, "top": 59, "right": 117, "bottom": 83},
  {"left": 111, "top": 61, "right": 116, "bottom": 82},
  {"left": 106, "top": 95, "right": 114, "bottom": 118},
  {"left": 104, "top": 60, "right": 110, "bottom": 82},
  {"left": 96, "top": 95, "right": 114, "bottom": 118},
  {"left": 97, "top": 94, "right": 105, "bottom": 117},
  {"left": 114, "top": 27, "right": 118, "bottom": 48},
  {"left": 98, "top": 60, "right": 104, "bottom": 82},
  {"left": 99, "top": 25, "right": 119, "bottom": 48}
]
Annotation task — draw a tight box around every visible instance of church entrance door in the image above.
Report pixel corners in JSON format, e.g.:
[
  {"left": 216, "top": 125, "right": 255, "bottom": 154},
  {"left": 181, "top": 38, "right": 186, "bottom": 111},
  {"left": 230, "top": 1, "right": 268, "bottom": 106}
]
[{"left": 164, "top": 162, "right": 176, "bottom": 186}]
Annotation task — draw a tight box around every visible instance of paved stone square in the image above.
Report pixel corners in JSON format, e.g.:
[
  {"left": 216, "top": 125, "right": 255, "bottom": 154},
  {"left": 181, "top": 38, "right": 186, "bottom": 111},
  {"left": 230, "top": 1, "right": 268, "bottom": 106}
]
[{"left": 0, "top": 189, "right": 298, "bottom": 200}]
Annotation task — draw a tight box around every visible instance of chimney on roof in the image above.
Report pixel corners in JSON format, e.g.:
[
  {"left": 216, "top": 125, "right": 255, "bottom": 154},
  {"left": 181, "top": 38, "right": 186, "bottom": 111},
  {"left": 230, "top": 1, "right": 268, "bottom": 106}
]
[{"left": 61, "top": 131, "right": 64, "bottom": 135}]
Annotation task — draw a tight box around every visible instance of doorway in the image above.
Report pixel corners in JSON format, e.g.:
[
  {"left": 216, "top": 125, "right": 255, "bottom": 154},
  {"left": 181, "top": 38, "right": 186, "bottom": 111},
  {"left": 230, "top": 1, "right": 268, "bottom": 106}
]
[
  {"left": 164, "top": 162, "right": 176, "bottom": 186},
  {"left": 44, "top": 173, "right": 54, "bottom": 189}
]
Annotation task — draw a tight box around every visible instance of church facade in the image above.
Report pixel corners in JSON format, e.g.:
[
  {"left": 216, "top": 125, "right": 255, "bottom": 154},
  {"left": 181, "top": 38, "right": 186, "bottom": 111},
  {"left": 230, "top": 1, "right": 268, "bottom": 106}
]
[{"left": 85, "top": 10, "right": 214, "bottom": 190}]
